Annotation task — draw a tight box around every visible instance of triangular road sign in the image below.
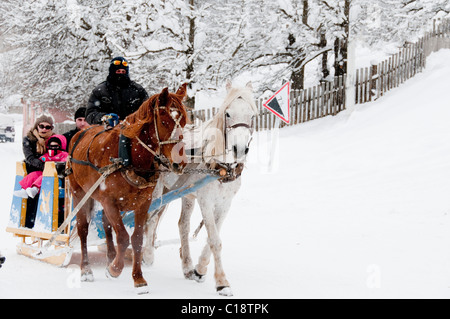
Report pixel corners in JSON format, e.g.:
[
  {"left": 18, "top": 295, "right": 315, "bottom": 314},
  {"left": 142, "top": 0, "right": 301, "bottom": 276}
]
[{"left": 263, "top": 82, "right": 290, "bottom": 124}]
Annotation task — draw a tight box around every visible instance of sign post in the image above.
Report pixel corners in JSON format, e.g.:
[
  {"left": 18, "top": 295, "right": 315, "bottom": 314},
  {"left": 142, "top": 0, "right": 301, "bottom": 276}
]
[
  {"left": 263, "top": 82, "right": 290, "bottom": 125},
  {"left": 263, "top": 82, "right": 290, "bottom": 172}
]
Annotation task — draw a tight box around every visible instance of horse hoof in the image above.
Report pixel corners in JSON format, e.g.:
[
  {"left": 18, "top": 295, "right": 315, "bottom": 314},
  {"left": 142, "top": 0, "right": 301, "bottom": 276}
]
[
  {"left": 217, "top": 286, "right": 233, "bottom": 297},
  {"left": 142, "top": 253, "right": 154, "bottom": 267},
  {"left": 184, "top": 270, "right": 199, "bottom": 281},
  {"left": 80, "top": 268, "right": 94, "bottom": 282},
  {"left": 135, "top": 283, "right": 150, "bottom": 295},
  {"left": 105, "top": 267, "right": 119, "bottom": 280},
  {"left": 81, "top": 272, "right": 94, "bottom": 282},
  {"left": 188, "top": 269, "right": 205, "bottom": 283}
]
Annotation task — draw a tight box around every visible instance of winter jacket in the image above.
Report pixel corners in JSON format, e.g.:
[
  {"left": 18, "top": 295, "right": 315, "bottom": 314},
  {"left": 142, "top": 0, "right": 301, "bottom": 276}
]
[
  {"left": 20, "top": 136, "right": 68, "bottom": 190},
  {"left": 20, "top": 150, "right": 68, "bottom": 189},
  {"left": 40, "top": 135, "right": 69, "bottom": 163},
  {"left": 62, "top": 127, "right": 79, "bottom": 150},
  {"left": 85, "top": 80, "right": 149, "bottom": 125},
  {"left": 23, "top": 134, "right": 68, "bottom": 173},
  {"left": 39, "top": 151, "right": 69, "bottom": 163},
  {"left": 39, "top": 151, "right": 69, "bottom": 162},
  {"left": 23, "top": 136, "right": 47, "bottom": 173}
]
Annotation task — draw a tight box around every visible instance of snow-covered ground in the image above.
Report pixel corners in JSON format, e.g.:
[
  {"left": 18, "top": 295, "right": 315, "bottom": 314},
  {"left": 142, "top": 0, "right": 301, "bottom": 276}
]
[{"left": 1, "top": 50, "right": 450, "bottom": 299}]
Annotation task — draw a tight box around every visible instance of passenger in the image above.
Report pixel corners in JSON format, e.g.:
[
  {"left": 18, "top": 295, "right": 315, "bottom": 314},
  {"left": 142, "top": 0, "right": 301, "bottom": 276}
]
[
  {"left": 14, "top": 135, "right": 69, "bottom": 199},
  {"left": 22, "top": 114, "right": 55, "bottom": 173},
  {"left": 63, "top": 107, "right": 89, "bottom": 149},
  {"left": 85, "top": 56, "right": 149, "bottom": 167}
]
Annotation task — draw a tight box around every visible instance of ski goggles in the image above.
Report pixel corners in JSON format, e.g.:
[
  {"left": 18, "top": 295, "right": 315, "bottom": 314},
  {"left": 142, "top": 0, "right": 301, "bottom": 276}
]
[
  {"left": 48, "top": 144, "right": 61, "bottom": 150},
  {"left": 111, "top": 60, "right": 128, "bottom": 67}
]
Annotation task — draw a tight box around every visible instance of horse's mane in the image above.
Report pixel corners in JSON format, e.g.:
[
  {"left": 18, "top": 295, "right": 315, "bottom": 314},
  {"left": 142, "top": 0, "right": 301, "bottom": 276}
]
[
  {"left": 202, "top": 86, "right": 257, "bottom": 161},
  {"left": 120, "top": 95, "right": 157, "bottom": 138}
]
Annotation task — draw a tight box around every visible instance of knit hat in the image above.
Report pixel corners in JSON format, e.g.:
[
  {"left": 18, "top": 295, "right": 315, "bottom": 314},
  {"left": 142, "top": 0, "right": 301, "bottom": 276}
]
[
  {"left": 28, "top": 114, "right": 55, "bottom": 155},
  {"left": 35, "top": 114, "right": 54, "bottom": 127},
  {"left": 107, "top": 57, "right": 130, "bottom": 88},
  {"left": 74, "top": 107, "right": 86, "bottom": 120}
]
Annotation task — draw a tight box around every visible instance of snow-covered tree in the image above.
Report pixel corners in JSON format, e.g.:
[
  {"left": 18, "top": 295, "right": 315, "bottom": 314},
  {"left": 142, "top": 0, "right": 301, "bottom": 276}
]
[{"left": 1, "top": 0, "right": 448, "bottom": 112}]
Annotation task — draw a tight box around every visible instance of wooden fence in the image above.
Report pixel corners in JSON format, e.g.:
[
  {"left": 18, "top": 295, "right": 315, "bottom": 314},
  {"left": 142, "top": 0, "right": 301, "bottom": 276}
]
[{"left": 188, "top": 19, "right": 450, "bottom": 131}]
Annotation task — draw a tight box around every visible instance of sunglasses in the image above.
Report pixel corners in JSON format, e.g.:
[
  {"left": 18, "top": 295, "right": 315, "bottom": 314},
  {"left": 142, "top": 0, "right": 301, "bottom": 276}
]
[
  {"left": 38, "top": 124, "right": 53, "bottom": 130},
  {"left": 112, "top": 60, "right": 128, "bottom": 67}
]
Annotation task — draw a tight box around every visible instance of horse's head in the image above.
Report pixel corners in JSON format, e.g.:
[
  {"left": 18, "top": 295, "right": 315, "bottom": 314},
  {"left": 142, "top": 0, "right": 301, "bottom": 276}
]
[
  {"left": 122, "top": 83, "right": 189, "bottom": 174},
  {"left": 153, "top": 84, "right": 189, "bottom": 174},
  {"left": 223, "top": 81, "right": 257, "bottom": 163}
]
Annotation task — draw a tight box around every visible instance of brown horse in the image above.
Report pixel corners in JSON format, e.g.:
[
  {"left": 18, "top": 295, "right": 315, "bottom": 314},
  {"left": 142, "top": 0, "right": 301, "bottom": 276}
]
[{"left": 68, "top": 84, "right": 188, "bottom": 293}]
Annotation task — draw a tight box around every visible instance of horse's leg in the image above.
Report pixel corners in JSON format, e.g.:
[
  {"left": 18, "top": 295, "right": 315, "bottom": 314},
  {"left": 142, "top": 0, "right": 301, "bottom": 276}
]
[
  {"left": 101, "top": 201, "right": 129, "bottom": 279},
  {"left": 195, "top": 198, "right": 233, "bottom": 296},
  {"left": 102, "top": 212, "right": 116, "bottom": 265},
  {"left": 210, "top": 202, "right": 232, "bottom": 295},
  {"left": 131, "top": 207, "right": 150, "bottom": 293},
  {"left": 143, "top": 206, "right": 166, "bottom": 266},
  {"left": 178, "top": 196, "right": 197, "bottom": 279},
  {"left": 74, "top": 195, "right": 94, "bottom": 282},
  {"left": 142, "top": 180, "right": 165, "bottom": 265}
]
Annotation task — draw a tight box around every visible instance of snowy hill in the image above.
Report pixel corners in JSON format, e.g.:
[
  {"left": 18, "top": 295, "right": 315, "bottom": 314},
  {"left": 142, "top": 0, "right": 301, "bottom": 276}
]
[{"left": 1, "top": 50, "right": 450, "bottom": 299}]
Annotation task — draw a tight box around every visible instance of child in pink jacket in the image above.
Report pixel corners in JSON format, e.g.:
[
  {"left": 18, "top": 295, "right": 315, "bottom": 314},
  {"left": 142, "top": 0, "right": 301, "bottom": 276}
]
[{"left": 14, "top": 135, "right": 69, "bottom": 198}]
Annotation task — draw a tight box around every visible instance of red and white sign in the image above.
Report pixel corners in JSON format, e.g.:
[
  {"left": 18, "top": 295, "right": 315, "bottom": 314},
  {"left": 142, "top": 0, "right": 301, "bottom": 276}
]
[{"left": 263, "top": 82, "right": 290, "bottom": 124}]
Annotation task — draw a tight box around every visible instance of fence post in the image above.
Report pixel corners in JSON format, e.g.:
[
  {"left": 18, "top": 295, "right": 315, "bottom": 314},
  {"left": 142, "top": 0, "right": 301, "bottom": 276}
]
[
  {"left": 312, "top": 86, "right": 317, "bottom": 120},
  {"left": 355, "top": 68, "right": 360, "bottom": 104},
  {"left": 301, "top": 89, "right": 307, "bottom": 123},
  {"left": 364, "top": 67, "right": 369, "bottom": 103},
  {"left": 369, "top": 63, "right": 378, "bottom": 101}
]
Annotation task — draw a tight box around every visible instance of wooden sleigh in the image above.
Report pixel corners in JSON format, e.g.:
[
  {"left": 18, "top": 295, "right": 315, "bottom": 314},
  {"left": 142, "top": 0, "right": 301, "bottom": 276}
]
[{"left": 6, "top": 161, "right": 219, "bottom": 267}]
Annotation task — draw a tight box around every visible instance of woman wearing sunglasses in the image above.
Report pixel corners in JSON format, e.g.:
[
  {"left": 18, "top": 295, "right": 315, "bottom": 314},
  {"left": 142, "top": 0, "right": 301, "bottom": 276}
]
[
  {"left": 22, "top": 114, "right": 55, "bottom": 174},
  {"left": 20, "top": 114, "right": 56, "bottom": 227}
]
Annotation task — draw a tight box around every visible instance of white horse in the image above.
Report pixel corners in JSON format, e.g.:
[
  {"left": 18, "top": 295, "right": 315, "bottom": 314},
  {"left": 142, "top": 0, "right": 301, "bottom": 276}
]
[{"left": 143, "top": 81, "right": 257, "bottom": 296}]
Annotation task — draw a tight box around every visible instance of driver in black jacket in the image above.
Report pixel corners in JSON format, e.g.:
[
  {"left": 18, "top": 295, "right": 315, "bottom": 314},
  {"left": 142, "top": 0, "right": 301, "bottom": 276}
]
[{"left": 85, "top": 57, "right": 149, "bottom": 167}]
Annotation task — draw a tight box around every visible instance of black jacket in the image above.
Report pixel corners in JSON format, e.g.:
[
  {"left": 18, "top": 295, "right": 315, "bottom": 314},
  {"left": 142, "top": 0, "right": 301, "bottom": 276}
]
[
  {"left": 22, "top": 136, "right": 45, "bottom": 173},
  {"left": 85, "top": 80, "right": 149, "bottom": 125},
  {"left": 63, "top": 127, "right": 79, "bottom": 150}
]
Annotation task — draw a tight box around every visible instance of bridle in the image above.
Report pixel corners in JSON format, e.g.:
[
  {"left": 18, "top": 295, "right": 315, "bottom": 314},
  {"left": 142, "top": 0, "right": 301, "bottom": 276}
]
[
  {"left": 135, "top": 105, "right": 184, "bottom": 168},
  {"left": 223, "top": 104, "right": 255, "bottom": 156},
  {"left": 153, "top": 105, "right": 184, "bottom": 147},
  {"left": 203, "top": 103, "right": 255, "bottom": 183}
]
